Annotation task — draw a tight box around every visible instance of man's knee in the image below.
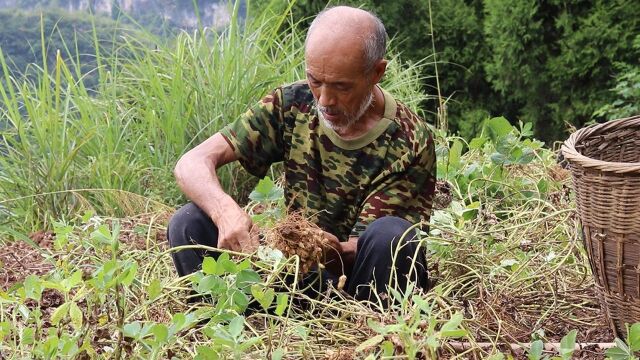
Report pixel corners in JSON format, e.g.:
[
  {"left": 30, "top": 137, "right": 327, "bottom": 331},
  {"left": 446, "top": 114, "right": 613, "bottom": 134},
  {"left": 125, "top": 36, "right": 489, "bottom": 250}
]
[
  {"left": 359, "top": 216, "right": 417, "bottom": 252},
  {"left": 167, "top": 202, "right": 213, "bottom": 247}
]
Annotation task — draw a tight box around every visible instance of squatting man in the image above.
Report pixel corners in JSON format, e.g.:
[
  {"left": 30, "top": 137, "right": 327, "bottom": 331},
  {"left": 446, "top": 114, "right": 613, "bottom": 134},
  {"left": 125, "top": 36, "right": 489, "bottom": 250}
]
[{"left": 167, "top": 6, "right": 436, "bottom": 302}]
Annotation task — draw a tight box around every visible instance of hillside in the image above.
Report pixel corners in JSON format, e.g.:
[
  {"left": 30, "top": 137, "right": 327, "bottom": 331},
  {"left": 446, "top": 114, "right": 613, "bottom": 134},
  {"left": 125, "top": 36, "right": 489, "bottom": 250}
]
[{"left": 0, "top": 0, "right": 235, "bottom": 29}]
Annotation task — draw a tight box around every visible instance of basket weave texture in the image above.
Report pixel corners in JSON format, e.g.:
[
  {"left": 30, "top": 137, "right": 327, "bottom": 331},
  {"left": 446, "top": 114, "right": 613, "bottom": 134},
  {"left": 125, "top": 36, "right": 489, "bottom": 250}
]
[{"left": 561, "top": 115, "right": 640, "bottom": 338}]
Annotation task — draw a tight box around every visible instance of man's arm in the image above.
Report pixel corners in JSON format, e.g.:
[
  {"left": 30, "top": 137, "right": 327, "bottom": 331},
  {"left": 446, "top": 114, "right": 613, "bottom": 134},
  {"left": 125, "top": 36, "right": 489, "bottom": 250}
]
[{"left": 174, "top": 133, "right": 258, "bottom": 252}]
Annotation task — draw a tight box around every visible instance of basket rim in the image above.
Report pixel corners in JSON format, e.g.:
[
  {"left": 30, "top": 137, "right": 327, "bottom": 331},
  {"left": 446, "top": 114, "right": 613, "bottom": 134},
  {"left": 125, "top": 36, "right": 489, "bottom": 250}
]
[{"left": 561, "top": 115, "right": 640, "bottom": 174}]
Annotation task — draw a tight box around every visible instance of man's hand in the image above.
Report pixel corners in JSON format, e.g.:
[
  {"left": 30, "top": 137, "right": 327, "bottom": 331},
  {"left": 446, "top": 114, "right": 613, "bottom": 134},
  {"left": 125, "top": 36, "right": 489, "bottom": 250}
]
[
  {"left": 214, "top": 196, "right": 259, "bottom": 253},
  {"left": 322, "top": 231, "right": 358, "bottom": 276},
  {"left": 175, "top": 133, "right": 260, "bottom": 253}
]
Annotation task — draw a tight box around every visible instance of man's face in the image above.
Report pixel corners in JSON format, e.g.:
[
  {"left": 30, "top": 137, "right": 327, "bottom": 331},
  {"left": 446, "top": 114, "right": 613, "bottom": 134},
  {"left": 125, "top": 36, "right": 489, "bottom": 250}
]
[{"left": 305, "top": 37, "right": 378, "bottom": 132}]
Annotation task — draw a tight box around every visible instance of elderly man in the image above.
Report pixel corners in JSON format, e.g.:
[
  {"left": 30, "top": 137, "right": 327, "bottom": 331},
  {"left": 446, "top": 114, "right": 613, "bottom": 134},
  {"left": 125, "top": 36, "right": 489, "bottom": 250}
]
[{"left": 168, "top": 6, "right": 435, "bottom": 301}]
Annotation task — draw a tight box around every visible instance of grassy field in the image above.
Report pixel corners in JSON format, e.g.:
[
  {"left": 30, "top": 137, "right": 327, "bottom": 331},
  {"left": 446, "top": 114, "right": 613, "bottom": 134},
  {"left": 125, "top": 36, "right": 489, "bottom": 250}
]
[{"left": 0, "top": 1, "right": 637, "bottom": 359}]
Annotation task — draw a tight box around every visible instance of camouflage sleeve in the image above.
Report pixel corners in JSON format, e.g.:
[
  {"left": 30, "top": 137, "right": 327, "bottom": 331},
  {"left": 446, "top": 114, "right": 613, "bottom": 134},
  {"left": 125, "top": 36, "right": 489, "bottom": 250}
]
[
  {"left": 219, "top": 89, "right": 285, "bottom": 178},
  {"left": 353, "top": 129, "right": 436, "bottom": 237}
]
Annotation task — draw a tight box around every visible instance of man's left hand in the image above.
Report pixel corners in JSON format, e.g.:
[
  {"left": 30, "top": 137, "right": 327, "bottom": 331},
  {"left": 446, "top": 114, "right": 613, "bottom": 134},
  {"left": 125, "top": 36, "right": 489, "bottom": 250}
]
[{"left": 322, "top": 231, "right": 357, "bottom": 276}]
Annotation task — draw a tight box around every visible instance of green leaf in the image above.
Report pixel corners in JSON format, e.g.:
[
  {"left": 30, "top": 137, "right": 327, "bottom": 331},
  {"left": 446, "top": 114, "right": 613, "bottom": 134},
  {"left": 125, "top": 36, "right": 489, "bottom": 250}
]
[
  {"left": 500, "top": 259, "right": 519, "bottom": 269},
  {"left": 21, "top": 327, "right": 35, "bottom": 345},
  {"left": 381, "top": 340, "right": 394, "bottom": 356},
  {"left": 249, "top": 176, "right": 284, "bottom": 203},
  {"left": 295, "top": 325, "right": 309, "bottom": 340},
  {"left": 81, "top": 210, "right": 94, "bottom": 223},
  {"left": 469, "top": 137, "right": 487, "bottom": 150},
  {"left": 120, "top": 261, "right": 138, "bottom": 286},
  {"left": 195, "top": 346, "right": 219, "bottom": 360},
  {"left": 448, "top": 139, "right": 463, "bottom": 170},
  {"left": 152, "top": 324, "right": 168, "bottom": 344},
  {"left": 197, "top": 275, "right": 225, "bottom": 294},
  {"left": 62, "top": 270, "right": 83, "bottom": 292},
  {"left": 426, "top": 334, "right": 439, "bottom": 350},
  {"left": 441, "top": 313, "right": 463, "bottom": 333},
  {"left": 521, "top": 121, "right": 534, "bottom": 137},
  {"left": 355, "top": 334, "right": 384, "bottom": 352},
  {"left": 228, "top": 316, "right": 244, "bottom": 338},
  {"left": 24, "top": 274, "right": 42, "bottom": 301},
  {"left": 231, "top": 289, "right": 249, "bottom": 311},
  {"left": 218, "top": 253, "right": 236, "bottom": 273},
  {"left": 367, "top": 319, "right": 387, "bottom": 335},
  {"left": 17, "top": 305, "right": 30, "bottom": 321},
  {"left": 237, "top": 258, "right": 252, "bottom": 271},
  {"left": 236, "top": 269, "right": 261, "bottom": 290},
  {"left": 69, "top": 302, "right": 83, "bottom": 330},
  {"left": 271, "top": 348, "right": 285, "bottom": 360},
  {"left": 251, "top": 284, "right": 264, "bottom": 299},
  {"left": 51, "top": 302, "right": 71, "bottom": 325},
  {"left": 559, "top": 329, "right": 577, "bottom": 359},
  {"left": 528, "top": 339, "right": 543, "bottom": 360},
  {"left": 257, "top": 288, "right": 275, "bottom": 310},
  {"left": 463, "top": 201, "right": 481, "bottom": 220},
  {"left": 485, "top": 353, "right": 505, "bottom": 360},
  {"left": 147, "top": 278, "right": 162, "bottom": 301},
  {"left": 170, "top": 313, "right": 186, "bottom": 335},
  {"left": 490, "top": 152, "right": 507, "bottom": 165},
  {"left": 202, "top": 257, "right": 218, "bottom": 275},
  {"left": 485, "top": 117, "right": 513, "bottom": 143},
  {"left": 628, "top": 323, "right": 640, "bottom": 352},
  {"left": 275, "top": 293, "right": 289, "bottom": 316},
  {"left": 605, "top": 339, "right": 631, "bottom": 360},
  {"left": 123, "top": 322, "right": 142, "bottom": 339},
  {"left": 91, "top": 224, "right": 112, "bottom": 245},
  {"left": 0, "top": 322, "right": 10, "bottom": 340},
  {"left": 537, "top": 179, "right": 549, "bottom": 194},
  {"left": 238, "top": 337, "right": 262, "bottom": 351}
]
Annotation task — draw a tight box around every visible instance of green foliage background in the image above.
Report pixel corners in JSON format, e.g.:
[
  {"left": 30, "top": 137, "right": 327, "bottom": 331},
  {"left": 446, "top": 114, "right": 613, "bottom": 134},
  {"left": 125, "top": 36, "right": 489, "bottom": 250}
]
[
  {"left": 255, "top": 0, "right": 640, "bottom": 142},
  {"left": 1, "top": 0, "right": 639, "bottom": 228},
  {"left": 0, "top": 9, "right": 124, "bottom": 86}
]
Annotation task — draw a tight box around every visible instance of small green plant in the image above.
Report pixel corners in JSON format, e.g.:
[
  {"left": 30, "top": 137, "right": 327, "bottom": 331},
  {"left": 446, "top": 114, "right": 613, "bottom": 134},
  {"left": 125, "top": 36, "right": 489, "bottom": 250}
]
[
  {"left": 356, "top": 283, "right": 468, "bottom": 359},
  {"left": 526, "top": 330, "right": 577, "bottom": 360},
  {"left": 606, "top": 323, "right": 640, "bottom": 360},
  {"left": 246, "top": 176, "right": 285, "bottom": 227}
]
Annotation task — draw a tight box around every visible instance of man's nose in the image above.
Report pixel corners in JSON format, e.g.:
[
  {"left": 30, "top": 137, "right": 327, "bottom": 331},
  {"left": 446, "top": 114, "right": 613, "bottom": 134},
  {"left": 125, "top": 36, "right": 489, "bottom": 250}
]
[{"left": 318, "top": 86, "right": 337, "bottom": 107}]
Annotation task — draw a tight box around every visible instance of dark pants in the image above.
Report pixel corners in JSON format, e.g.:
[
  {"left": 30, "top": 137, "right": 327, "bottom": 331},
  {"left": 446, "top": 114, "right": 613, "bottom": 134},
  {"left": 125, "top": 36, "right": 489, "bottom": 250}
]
[{"left": 167, "top": 203, "right": 429, "bottom": 301}]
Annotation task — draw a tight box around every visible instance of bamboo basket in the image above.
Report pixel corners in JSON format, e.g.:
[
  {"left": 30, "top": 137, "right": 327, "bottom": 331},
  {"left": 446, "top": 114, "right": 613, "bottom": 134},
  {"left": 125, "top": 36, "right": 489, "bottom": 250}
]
[{"left": 561, "top": 115, "right": 640, "bottom": 339}]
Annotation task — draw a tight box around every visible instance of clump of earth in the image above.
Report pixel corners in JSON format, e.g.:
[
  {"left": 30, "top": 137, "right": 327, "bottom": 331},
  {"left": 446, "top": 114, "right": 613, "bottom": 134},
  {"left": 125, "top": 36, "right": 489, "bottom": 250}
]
[{"left": 262, "top": 211, "right": 332, "bottom": 274}]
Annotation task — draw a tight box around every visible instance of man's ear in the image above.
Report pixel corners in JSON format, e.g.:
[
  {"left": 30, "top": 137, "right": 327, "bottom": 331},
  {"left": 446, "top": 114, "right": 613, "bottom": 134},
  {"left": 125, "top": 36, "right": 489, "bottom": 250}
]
[{"left": 371, "top": 59, "right": 387, "bottom": 84}]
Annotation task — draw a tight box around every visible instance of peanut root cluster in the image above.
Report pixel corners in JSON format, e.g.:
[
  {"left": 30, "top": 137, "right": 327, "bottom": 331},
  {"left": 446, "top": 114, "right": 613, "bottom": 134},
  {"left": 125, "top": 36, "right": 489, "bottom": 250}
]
[{"left": 262, "top": 212, "right": 331, "bottom": 274}]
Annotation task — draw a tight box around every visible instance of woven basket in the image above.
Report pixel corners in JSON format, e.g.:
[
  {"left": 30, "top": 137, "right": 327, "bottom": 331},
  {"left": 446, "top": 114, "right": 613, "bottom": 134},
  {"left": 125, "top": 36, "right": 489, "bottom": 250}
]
[{"left": 561, "top": 115, "right": 640, "bottom": 339}]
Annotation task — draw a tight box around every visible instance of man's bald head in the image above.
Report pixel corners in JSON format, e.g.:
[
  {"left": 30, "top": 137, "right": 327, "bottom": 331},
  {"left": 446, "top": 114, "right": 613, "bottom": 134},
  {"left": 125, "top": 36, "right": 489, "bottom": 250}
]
[{"left": 305, "top": 6, "right": 387, "bottom": 72}]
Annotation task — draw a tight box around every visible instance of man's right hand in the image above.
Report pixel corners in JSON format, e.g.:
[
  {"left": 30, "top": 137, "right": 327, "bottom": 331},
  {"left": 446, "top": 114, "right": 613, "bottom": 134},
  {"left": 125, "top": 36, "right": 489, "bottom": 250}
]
[
  {"left": 175, "top": 133, "right": 259, "bottom": 253},
  {"left": 214, "top": 196, "right": 259, "bottom": 253}
]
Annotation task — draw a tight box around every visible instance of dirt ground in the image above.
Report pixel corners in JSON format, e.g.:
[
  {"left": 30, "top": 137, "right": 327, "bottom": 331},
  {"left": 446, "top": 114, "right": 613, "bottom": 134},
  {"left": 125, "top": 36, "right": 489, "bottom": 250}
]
[{"left": 0, "top": 212, "right": 620, "bottom": 359}]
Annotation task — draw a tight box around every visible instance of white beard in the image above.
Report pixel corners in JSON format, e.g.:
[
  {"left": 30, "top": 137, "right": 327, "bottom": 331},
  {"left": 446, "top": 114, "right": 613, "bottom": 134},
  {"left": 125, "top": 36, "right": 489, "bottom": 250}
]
[{"left": 317, "top": 92, "right": 374, "bottom": 133}]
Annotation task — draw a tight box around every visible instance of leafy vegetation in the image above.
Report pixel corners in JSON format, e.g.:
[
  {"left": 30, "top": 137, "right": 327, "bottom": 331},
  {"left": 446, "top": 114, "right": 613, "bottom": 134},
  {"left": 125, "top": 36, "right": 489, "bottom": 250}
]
[
  {"left": 0, "top": 9, "right": 128, "bottom": 87},
  {"left": 255, "top": 0, "right": 640, "bottom": 142},
  {"left": 3, "top": 118, "right": 637, "bottom": 358}
]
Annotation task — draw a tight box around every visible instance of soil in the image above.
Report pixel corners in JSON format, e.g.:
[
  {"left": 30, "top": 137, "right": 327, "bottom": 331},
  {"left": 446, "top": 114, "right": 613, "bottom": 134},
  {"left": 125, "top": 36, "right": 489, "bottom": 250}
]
[
  {"left": 0, "top": 230, "right": 55, "bottom": 290},
  {"left": 433, "top": 180, "right": 453, "bottom": 210},
  {"left": 112, "top": 211, "right": 171, "bottom": 251},
  {"left": 262, "top": 211, "right": 330, "bottom": 274},
  {"left": 0, "top": 211, "right": 620, "bottom": 359},
  {"left": 0, "top": 212, "right": 170, "bottom": 291}
]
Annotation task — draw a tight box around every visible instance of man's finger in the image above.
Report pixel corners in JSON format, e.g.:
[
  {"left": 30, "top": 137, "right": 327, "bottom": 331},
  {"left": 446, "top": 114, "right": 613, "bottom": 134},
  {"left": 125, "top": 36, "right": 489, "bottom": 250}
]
[
  {"left": 237, "top": 231, "right": 257, "bottom": 253},
  {"left": 219, "top": 232, "right": 242, "bottom": 252}
]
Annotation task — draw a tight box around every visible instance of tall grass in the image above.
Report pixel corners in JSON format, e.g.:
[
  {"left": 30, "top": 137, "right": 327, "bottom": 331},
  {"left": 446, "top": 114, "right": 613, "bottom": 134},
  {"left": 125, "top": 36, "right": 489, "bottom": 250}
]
[{"left": 0, "top": 0, "right": 432, "bottom": 232}]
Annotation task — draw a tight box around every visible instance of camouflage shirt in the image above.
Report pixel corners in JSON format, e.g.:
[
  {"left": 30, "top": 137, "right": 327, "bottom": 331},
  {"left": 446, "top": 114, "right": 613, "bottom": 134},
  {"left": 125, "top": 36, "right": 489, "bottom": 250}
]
[{"left": 220, "top": 81, "right": 436, "bottom": 241}]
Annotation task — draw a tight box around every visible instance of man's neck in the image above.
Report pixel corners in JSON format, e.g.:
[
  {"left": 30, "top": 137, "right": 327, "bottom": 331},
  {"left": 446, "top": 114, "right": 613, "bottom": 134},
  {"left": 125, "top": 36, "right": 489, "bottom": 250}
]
[{"left": 333, "top": 86, "right": 385, "bottom": 139}]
